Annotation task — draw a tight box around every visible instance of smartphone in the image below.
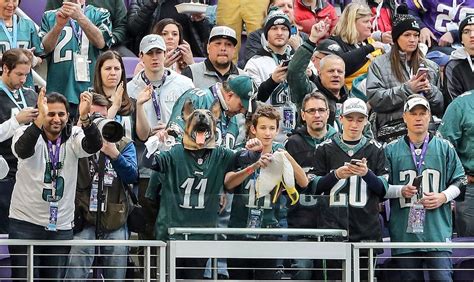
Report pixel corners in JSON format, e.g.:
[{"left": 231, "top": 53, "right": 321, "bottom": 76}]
[
  {"left": 281, "top": 59, "right": 290, "bottom": 67},
  {"left": 405, "top": 175, "right": 423, "bottom": 203},
  {"left": 350, "top": 159, "right": 362, "bottom": 165},
  {"left": 290, "top": 25, "right": 298, "bottom": 36},
  {"left": 412, "top": 175, "right": 423, "bottom": 189},
  {"left": 415, "top": 67, "right": 429, "bottom": 78}
]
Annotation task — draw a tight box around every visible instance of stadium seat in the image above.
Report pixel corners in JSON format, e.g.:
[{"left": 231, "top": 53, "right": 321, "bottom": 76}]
[
  {"left": 194, "top": 57, "right": 206, "bottom": 63},
  {"left": 19, "top": 0, "right": 47, "bottom": 26},
  {"left": 453, "top": 257, "right": 474, "bottom": 281},
  {"left": 122, "top": 56, "right": 140, "bottom": 80}
]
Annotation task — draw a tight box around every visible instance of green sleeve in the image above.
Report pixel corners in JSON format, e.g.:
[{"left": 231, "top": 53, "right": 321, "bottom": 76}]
[
  {"left": 287, "top": 40, "right": 317, "bottom": 106},
  {"left": 439, "top": 101, "right": 463, "bottom": 149}
]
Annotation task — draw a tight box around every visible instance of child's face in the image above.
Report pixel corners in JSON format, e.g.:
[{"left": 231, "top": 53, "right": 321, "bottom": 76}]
[{"left": 251, "top": 117, "right": 278, "bottom": 147}]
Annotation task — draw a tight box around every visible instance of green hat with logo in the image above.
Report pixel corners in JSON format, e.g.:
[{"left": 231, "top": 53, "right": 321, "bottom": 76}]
[{"left": 227, "top": 75, "right": 257, "bottom": 111}]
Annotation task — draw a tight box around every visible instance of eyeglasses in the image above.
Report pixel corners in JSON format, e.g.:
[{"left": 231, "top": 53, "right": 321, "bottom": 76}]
[{"left": 303, "top": 108, "right": 328, "bottom": 115}]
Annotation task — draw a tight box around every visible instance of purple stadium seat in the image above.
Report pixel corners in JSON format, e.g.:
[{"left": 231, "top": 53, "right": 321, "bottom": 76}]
[
  {"left": 453, "top": 257, "right": 474, "bottom": 281},
  {"left": 194, "top": 57, "right": 206, "bottom": 63},
  {"left": 19, "top": 0, "right": 47, "bottom": 26},
  {"left": 122, "top": 56, "right": 139, "bottom": 80}
]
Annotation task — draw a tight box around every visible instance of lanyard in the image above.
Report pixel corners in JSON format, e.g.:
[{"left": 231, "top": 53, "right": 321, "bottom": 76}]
[
  {"left": 409, "top": 134, "right": 429, "bottom": 175},
  {"left": 48, "top": 137, "right": 62, "bottom": 173},
  {"left": 69, "top": 5, "right": 87, "bottom": 48},
  {"left": 142, "top": 71, "right": 167, "bottom": 121},
  {"left": 0, "top": 14, "right": 17, "bottom": 49},
  {"left": 0, "top": 81, "right": 26, "bottom": 110},
  {"left": 210, "top": 85, "right": 228, "bottom": 141}
]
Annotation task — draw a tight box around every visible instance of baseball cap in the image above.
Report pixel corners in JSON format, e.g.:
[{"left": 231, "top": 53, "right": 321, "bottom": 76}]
[
  {"left": 341, "top": 98, "right": 368, "bottom": 117},
  {"left": 209, "top": 26, "right": 238, "bottom": 46},
  {"left": 315, "top": 39, "right": 342, "bottom": 55},
  {"left": 404, "top": 94, "right": 431, "bottom": 112},
  {"left": 140, "top": 34, "right": 166, "bottom": 53},
  {"left": 227, "top": 75, "right": 257, "bottom": 111}
]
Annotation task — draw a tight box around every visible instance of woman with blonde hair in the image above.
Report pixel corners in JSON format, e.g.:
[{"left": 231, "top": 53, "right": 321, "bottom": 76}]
[{"left": 328, "top": 2, "right": 385, "bottom": 89}]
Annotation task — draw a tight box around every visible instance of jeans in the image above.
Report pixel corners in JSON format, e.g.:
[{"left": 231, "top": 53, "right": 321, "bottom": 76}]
[
  {"left": 456, "top": 183, "right": 474, "bottom": 237},
  {"left": 0, "top": 178, "right": 15, "bottom": 234},
  {"left": 8, "top": 218, "right": 73, "bottom": 280},
  {"left": 64, "top": 225, "right": 129, "bottom": 280},
  {"left": 291, "top": 258, "right": 313, "bottom": 279},
  {"left": 395, "top": 251, "right": 453, "bottom": 281}
]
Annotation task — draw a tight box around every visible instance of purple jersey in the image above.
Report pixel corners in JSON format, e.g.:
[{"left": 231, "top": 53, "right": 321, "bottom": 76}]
[{"left": 407, "top": 0, "right": 474, "bottom": 39}]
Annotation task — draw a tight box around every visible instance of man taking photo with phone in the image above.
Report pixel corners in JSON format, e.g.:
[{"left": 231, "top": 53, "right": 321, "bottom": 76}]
[
  {"left": 384, "top": 94, "right": 465, "bottom": 281},
  {"left": 308, "top": 97, "right": 388, "bottom": 279}
]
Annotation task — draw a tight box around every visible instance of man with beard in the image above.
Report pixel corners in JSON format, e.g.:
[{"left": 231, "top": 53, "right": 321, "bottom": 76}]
[
  {"left": 181, "top": 26, "right": 246, "bottom": 89},
  {"left": 0, "top": 49, "right": 39, "bottom": 234},
  {"left": 245, "top": 10, "right": 295, "bottom": 142},
  {"left": 8, "top": 90, "right": 102, "bottom": 279}
]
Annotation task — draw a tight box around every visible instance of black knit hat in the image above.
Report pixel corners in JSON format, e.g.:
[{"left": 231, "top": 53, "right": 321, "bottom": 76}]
[
  {"left": 263, "top": 10, "right": 291, "bottom": 39},
  {"left": 392, "top": 14, "right": 420, "bottom": 41},
  {"left": 459, "top": 15, "right": 474, "bottom": 39}
]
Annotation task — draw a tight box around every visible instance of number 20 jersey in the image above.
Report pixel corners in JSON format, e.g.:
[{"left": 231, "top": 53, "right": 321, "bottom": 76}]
[
  {"left": 311, "top": 136, "right": 388, "bottom": 242},
  {"left": 39, "top": 5, "right": 112, "bottom": 105},
  {"left": 385, "top": 135, "right": 465, "bottom": 255}
]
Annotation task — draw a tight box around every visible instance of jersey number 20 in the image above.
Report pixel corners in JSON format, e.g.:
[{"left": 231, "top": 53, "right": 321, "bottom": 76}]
[{"left": 330, "top": 176, "right": 367, "bottom": 207}]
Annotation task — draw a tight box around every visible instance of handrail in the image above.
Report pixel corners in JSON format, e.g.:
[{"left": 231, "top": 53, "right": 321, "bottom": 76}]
[
  {"left": 168, "top": 227, "right": 348, "bottom": 237},
  {"left": 0, "top": 239, "right": 166, "bottom": 247},
  {"left": 353, "top": 242, "right": 474, "bottom": 249}
]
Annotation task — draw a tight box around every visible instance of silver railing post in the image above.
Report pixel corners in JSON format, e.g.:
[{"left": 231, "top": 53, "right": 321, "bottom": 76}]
[
  {"left": 353, "top": 244, "right": 360, "bottom": 282},
  {"left": 144, "top": 246, "right": 151, "bottom": 282},
  {"left": 27, "top": 244, "right": 34, "bottom": 282}
]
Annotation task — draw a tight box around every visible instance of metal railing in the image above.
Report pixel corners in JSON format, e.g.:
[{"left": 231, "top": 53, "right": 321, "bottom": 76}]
[
  {"left": 353, "top": 241, "right": 474, "bottom": 282},
  {"left": 0, "top": 239, "right": 167, "bottom": 282},
  {"left": 167, "top": 227, "right": 351, "bottom": 281}
]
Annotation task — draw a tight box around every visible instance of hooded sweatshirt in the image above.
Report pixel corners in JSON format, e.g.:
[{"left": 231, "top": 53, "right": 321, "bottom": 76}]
[{"left": 444, "top": 47, "right": 474, "bottom": 107}]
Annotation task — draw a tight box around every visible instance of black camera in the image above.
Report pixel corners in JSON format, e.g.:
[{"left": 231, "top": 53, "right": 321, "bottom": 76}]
[{"left": 90, "top": 113, "right": 124, "bottom": 143}]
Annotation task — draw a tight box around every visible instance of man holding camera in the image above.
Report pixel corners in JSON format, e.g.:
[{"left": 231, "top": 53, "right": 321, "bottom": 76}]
[
  {"left": 244, "top": 10, "right": 294, "bottom": 142},
  {"left": 8, "top": 90, "right": 102, "bottom": 279},
  {"left": 309, "top": 97, "right": 388, "bottom": 279},
  {"left": 65, "top": 94, "right": 138, "bottom": 280},
  {"left": 385, "top": 94, "right": 465, "bottom": 281}
]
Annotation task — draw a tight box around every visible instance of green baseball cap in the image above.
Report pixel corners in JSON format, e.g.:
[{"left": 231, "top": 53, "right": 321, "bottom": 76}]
[{"left": 227, "top": 75, "right": 256, "bottom": 111}]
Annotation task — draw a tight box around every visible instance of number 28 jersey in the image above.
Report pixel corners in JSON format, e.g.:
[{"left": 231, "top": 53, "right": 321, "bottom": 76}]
[
  {"left": 39, "top": 5, "right": 112, "bottom": 105},
  {"left": 310, "top": 135, "right": 388, "bottom": 242},
  {"left": 150, "top": 145, "right": 236, "bottom": 241}
]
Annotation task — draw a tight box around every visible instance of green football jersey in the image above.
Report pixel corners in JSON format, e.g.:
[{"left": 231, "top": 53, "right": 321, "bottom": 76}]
[
  {"left": 150, "top": 144, "right": 236, "bottom": 241},
  {"left": 39, "top": 5, "right": 112, "bottom": 104},
  {"left": 229, "top": 143, "right": 284, "bottom": 229},
  {"left": 0, "top": 16, "right": 44, "bottom": 88},
  {"left": 167, "top": 87, "right": 240, "bottom": 149},
  {"left": 385, "top": 135, "right": 465, "bottom": 255}
]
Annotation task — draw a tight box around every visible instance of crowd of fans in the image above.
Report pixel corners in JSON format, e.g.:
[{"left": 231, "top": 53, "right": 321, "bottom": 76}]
[{"left": 0, "top": 0, "right": 473, "bottom": 280}]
